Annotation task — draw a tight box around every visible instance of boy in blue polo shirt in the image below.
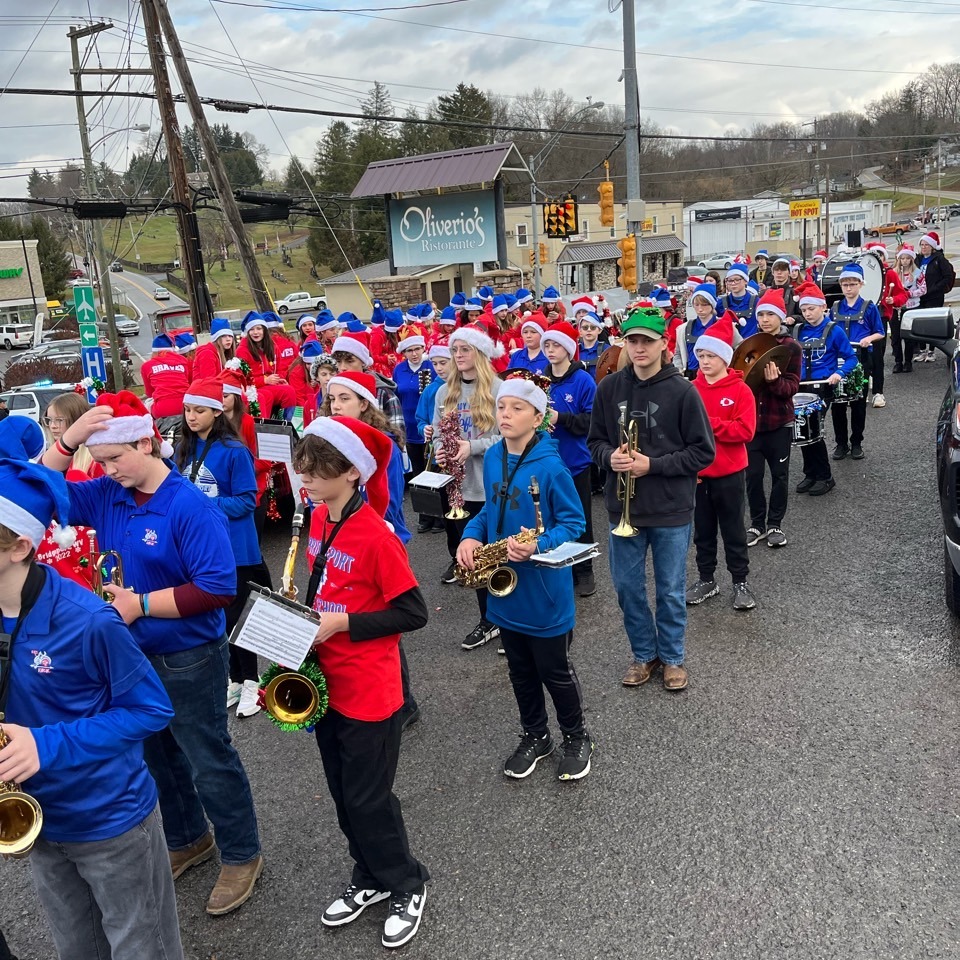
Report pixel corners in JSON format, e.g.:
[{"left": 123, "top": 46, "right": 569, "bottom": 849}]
[
  {"left": 827, "top": 262, "right": 885, "bottom": 461},
  {"left": 0, "top": 459, "right": 180, "bottom": 960}
]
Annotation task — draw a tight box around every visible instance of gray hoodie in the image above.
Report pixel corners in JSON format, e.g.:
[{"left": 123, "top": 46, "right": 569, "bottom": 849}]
[{"left": 432, "top": 377, "right": 501, "bottom": 503}]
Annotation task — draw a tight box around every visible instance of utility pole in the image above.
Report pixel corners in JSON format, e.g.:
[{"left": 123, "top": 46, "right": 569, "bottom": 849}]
[
  {"left": 151, "top": 0, "right": 273, "bottom": 314},
  {"left": 529, "top": 155, "right": 542, "bottom": 298},
  {"left": 69, "top": 22, "right": 132, "bottom": 391},
  {"left": 824, "top": 162, "right": 831, "bottom": 254},
  {"left": 621, "top": 0, "right": 643, "bottom": 289},
  {"left": 140, "top": 0, "right": 212, "bottom": 336}
]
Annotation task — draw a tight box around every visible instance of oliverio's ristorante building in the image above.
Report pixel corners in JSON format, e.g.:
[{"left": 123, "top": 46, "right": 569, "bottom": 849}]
[{"left": 0, "top": 239, "right": 46, "bottom": 325}]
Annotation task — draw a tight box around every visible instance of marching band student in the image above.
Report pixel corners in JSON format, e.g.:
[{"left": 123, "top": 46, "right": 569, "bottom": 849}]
[
  {"left": 264, "top": 313, "right": 299, "bottom": 381},
  {"left": 371, "top": 308, "right": 405, "bottom": 379},
  {"left": 0, "top": 459, "right": 182, "bottom": 960},
  {"left": 393, "top": 332, "right": 436, "bottom": 488},
  {"left": 507, "top": 312, "right": 548, "bottom": 373},
  {"left": 750, "top": 250, "right": 773, "bottom": 289},
  {"left": 312, "top": 352, "right": 338, "bottom": 404},
  {"left": 717, "top": 262, "right": 759, "bottom": 336},
  {"left": 588, "top": 307, "right": 714, "bottom": 692},
  {"left": 330, "top": 334, "right": 405, "bottom": 437},
  {"left": 432, "top": 326, "right": 502, "bottom": 649},
  {"left": 318, "top": 313, "right": 344, "bottom": 352},
  {"left": 296, "top": 312, "right": 317, "bottom": 343},
  {"left": 140, "top": 334, "right": 190, "bottom": 435},
  {"left": 174, "top": 333, "right": 197, "bottom": 381},
  {"left": 684, "top": 312, "right": 758, "bottom": 612},
  {"left": 578, "top": 311, "right": 607, "bottom": 378},
  {"left": 792, "top": 282, "right": 857, "bottom": 496},
  {"left": 457, "top": 377, "right": 592, "bottom": 781},
  {"left": 193, "top": 318, "right": 236, "bottom": 379},
  {"left": 236, "top": 312, "right": 296, "bottom": 421},
  {"left": 865, "top": 243, "right": 907, "bottom": 407},
  {"left": 827, "top": 263, "right": 884, "bottom": 460},
  {"left": 806, "top": 250, "right": 828, "bottom": 285},
  {"left": 891, "top": 245, "right": 922, "bottom": 373},
  {"left": 744, "top": 289, "right": 801, "bottom": 549},
  {"left": 294, "top": 416, "right": 429, "bottom": 948},
  {"left": 287, "top": 337, "right": 324, "bottom": 415},
  {"left": 540, "top": 286, "right": 564, "bottom": 321},
  {"left": 175, "top": 378, "right": 271, "bottom": 720},
  {"left": 41, "top": 392, "right": 264, "bottom": 917},
  {"left": 434, "top": 305, "right": 458, "bottom": 344},
  {"left": 541, "top": 320, "right": 598, "bottom": 597},
  {"left": 769, "top": 256, "right": 800, "bottom": 318},
  {"left": 417, "top": 344, "right": 452, "bottom": 442},
  {"left": 673, "top": 284, "right": 743, "bottom": 378}
]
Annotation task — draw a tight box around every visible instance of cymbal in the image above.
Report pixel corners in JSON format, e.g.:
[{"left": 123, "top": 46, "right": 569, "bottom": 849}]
[
  {"left": 742, "top": 345, "right": 794, "bottom": 389},
  {"left": 731, "top": 332, "right": 779, "bottom": 369}
]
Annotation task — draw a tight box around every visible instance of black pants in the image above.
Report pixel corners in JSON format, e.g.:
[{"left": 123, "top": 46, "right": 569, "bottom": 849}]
[
  {"left": 314, "top": 708, "right": 429, "bottom": 895},
  {"left": 890, "top": 310, "right": 906, "bottom": 365},
  {"left": 800, "top": 437, "right": 832, "bottom": 481},
  {"left": 570, "top": 467, "right": 594, "bottom": 577},
  {"left": 227, "top": 559, "right": 273, "bottom": 684},
  {"left": 0, "top": 928, "right": 15, "bottom": 960},
  {"left": 746, "top": 426, "right": 792, "bottom": 530},
  {"left": 444, "top": 498, "right": 487, "bottom": 619},
  {"left": 870, "top": 337, "right": 887, "bottom": 395},
  {"left": 499, "top": 627, "right": 586, "bottom": 737},
  {"left": 693, "top": 470, "right": 749, "bottom": 583},
  {"left": 831, "top": 397, "right": 867, "bottom": 447},
  {"left": 399, "top": 641, "right": 417, "bottom": 715}
]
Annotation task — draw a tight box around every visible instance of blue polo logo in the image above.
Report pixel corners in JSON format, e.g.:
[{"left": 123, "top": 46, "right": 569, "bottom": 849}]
[
  {"left": 30, "top": 650, "right": 53, "bottom": 674},
  {"left": 142, "top": 528, "right": 158, "bottom": 547}
]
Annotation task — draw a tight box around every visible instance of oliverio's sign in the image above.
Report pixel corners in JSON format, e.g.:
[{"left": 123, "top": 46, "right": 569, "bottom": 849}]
[
  {"left": 0, "top": 267, "right": 24, "bottom": 279},
  {"left": 389, "top": 189, "right": 498, "bottom": 267}
]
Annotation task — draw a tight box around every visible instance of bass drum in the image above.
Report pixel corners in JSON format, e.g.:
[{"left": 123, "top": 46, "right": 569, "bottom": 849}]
[{"left": 819, "top": 252, "right": 884, "bottom": 306}]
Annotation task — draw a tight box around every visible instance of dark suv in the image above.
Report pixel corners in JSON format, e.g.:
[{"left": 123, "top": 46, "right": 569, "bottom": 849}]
[{"left": 902, "top": 306, "right": 960, "bottom": 613}]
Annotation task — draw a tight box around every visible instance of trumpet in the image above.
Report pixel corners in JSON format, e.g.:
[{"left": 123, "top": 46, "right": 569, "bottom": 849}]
[
  {"left": 611, "top": 403, "right": 640, "bottom": 538},
  {"left": 88, "top": 533, "right": 125, "bottom": 600},
  {"left": 0, "top": 725, "right": 43, "bottom": 856},
  {"left": 454, "top": 477, "right": 544, "bottom": 597}
]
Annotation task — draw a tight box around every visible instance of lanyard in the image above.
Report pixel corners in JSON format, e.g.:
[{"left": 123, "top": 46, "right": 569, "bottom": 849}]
[
  {"left": 496, "top": 435, "right": 539, "bottom": 537},
  {"left": 305, "top": 491, "right": 363, "bottom": 608},
  {"left": 188, "top": 437, "right": 220, "bottom": 484},
  {"left": 0, "top": 563, "right": 47, "bottom": 721}
]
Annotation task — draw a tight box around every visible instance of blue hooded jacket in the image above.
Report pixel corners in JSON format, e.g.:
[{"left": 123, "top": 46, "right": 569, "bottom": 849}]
[{"left": 462, "top": 433, "right": 584, "bottom": 637}]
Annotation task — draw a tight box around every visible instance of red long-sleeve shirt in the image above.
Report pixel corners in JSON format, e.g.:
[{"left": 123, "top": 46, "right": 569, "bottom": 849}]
[
  {"left": 693, "top": 368, "right": 757, "bottom": 478},
  {"left": 140, "top": 350, "right": 190, "bottom": 418},
  {"left": 193, "top": 342, "right": 225, "bottom": 379},
  {"left": 272, "top": 332, "right": 299, "bottom": 378},
  {"left": 879, "top": 266, "right": 909, "bottom": 321}
]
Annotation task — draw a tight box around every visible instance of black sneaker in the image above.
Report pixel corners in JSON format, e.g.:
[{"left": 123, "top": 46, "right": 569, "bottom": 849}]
[
  {"left": 557, "top": 732, "right": 594, "bottom": 781},
  {"left": 746, "top": 526, "right": 765, "bottom": 547},
  {"left": 576, "top": 571, "right": 596, "bottom": 597},
  {"left": 832, "top": 444, "right": 849, "bottom": 461},
  {"left": 503, "top": 732, "right": 554, "bottom": 778},
  {"left": 808, "top": 478, "right": 836, "bottom": 497},
  {"left": 851, "top": 444, "right": 865, "bottom": 460},
  {"left": 322, "top": 884, "right": 390, "bottom": 927},
  {"left": 440, "top": 561, "right": 458, "bottom": 584},
  {"left": 795, "top": 477, "right": 815, "bottom": 494},
  {"left": 766, "top": 527, "right": 787, "bottom": 548},
  {"left": 893, "top": 362, "right": 904, "bottom": 373},
  {"left": 417, "top": 518, "right": 432, "bottom": 534},
  {"left": 382, "top": 886, "right": 426, "bottom": 949},
  {"left": 462, "top": 620, "right": 499, "bottom": 650},
  {"left": 400, "top": 706, "right": 421, "bottom": 732},
  {"left": 685, "top": 579, "right": 719, "bottom": 605},
  {"left": 732, "top": 581, "right": 757, "bottom": 611}
]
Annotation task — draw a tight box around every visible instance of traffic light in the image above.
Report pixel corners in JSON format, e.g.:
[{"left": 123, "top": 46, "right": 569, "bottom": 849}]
[
  {"left": 598, "top": 180, "right": 615, "bottom": 228},
  {"left": 529, "top": 249, "right": 536, "bottom": 266},
  {"left": 561, "top": 197, "right": 579, "bottom": 237},
  {"left": 539, "top": 242, "right": 548, "bottom": 264},
  {"left": 543, "top": 201, "right": 562, "bottom": 238},
  {"left": 617, "top": 234, "right": 638, "bottom": 292}
]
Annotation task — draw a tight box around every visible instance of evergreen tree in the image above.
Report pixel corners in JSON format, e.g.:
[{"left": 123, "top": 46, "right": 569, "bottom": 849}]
[{"left": 435, "top": 83, "right": 493, "bottom": 149}]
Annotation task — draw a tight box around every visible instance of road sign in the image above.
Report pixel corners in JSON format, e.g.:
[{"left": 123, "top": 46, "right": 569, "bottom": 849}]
[
  {"left": 72, "top": 285, "right": 97, "bottom": 326},
  {"left": 640, "top": 218, "right": 654, "bottom": 232},
  {"left": 81, "top": 346, "right": 106, "bottom": 401},
  {"left": 79, "top": 323, "right": 99, "bottom": 348},
  {"left": 789, "top": 199, "right": 822, "bottom": 219}
]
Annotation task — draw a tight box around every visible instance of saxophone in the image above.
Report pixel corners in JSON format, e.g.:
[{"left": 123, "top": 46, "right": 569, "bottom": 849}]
[
  {"left": 0, "top": 726, "right": 43, "bottom": 856},
  {"left": 454, "top": 477, "right": 543, "bottom": 597}
]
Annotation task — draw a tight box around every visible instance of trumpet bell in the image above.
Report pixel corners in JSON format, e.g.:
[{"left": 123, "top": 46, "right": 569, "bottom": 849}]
[
  {"left": 611, "top": 516, "right": 639, "bottom": 538},
  {"left": 445, "top": 505, "right": 469, "bottom": 520},
  {"left": 0, "top": 789, "right": 43, "bottom": 856},
  {"left": 263, "top": 672, "right": 321, "bottom": 728},
  {"left": 487, "top": 566, "right": 518, "bottom": 598}
]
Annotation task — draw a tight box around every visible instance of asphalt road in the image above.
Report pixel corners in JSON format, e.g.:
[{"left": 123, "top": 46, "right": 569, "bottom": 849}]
[{"left": 3, "top": 349, "right": 960, "bottom": 960}]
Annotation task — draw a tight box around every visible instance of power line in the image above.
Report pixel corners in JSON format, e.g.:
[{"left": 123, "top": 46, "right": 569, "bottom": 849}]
[{"left": 210, "top": 0, "right": 471, "bottom": 9}]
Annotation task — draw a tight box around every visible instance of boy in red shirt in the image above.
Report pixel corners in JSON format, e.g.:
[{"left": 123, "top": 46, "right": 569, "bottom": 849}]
[
  {"left": 294, "top": 415, "right": 429, "bottom": 950},
  {"left": 684, "top": 311, "right": 759, "bottom": 612}
]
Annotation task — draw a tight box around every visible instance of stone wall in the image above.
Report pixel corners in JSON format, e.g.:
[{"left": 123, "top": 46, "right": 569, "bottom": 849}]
[
  {"left": 593, "top": 261, "right": 618, "bottom": 290},
  {"left": 367, "top": 275, "right": 423, "bottom": 308},
  {"left": 474, "top": 268, "right": 522, "bottom": 295}
]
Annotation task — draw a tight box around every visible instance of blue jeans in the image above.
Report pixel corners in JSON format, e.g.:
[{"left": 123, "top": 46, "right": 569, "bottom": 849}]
[
  {"left": 30, "top": 805, "right": 183, "bottom": 960},
  {"left": 608, "top": 523, "right": 691, "bottom": 666},
  {"left": 143, "top": 637, "right": 261, "bottom": 865}
]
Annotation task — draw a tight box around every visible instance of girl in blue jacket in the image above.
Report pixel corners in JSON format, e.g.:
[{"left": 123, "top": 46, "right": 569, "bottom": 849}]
[
  {"left": 458, "top": 376, "right": 592, "bottom": 783},
  {"left": 175, "top": 377, "right": 273, "bottom": 719}
]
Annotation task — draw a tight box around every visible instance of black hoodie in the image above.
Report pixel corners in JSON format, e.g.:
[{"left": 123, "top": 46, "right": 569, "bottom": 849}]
[{"left": 588, "top": 363, "right": 715, "bottom": 527}]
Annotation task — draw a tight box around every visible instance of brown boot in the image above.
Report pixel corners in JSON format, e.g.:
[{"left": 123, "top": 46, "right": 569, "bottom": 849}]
[
  {"left": 621, "top": 659, "right": 661, "bottom": 687},
  {"left": 169, "top": 832, "right": 215, "bottom": 880},
  {"left": 663, "top": 664, "right": 688, "bottom": 691},
  {"left": 205, "top": 856, "right": 264, "bottom": 916}
]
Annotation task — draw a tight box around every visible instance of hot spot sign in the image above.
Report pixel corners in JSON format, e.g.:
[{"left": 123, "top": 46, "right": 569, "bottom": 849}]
[{"left": 389, "top": 189, "right": 498, "bottom": 267}]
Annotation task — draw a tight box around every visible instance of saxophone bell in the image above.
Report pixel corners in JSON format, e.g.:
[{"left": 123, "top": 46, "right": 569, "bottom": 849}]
[{"left": 0, "top": 726, "right": 43, "bottom": 857}]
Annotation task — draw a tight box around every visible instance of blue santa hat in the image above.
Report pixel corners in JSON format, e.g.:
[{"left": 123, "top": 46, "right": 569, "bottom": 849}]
[
  {"left": 839, "top": 262, "right": 864, "bottom": 282},
  {"left": 477, "top": 285, "right": 494, "bottom": 302},
  {"left": 261, "top": 311, "right": 284, "bottom": 329},
  {"left": 541, "top": 286, "right": 560, "bottom": 303},
  {"left": 690, "top": 283, "right": 718, "bottom": 308},
  {"left": 439, "top": 306, "right": 457, "bottom": 324},
  {"left": 514, "top": 288, "right": 533, "bottom": 305},
  {"left": 450, "top": 292, "right": 467, "bottom": 310},
  {"left": 651, "top": 287, "right": 672, "bottom": 307},
  {"left": 151, "top": 333, "right": 174, "bottom": 352},
  {"left": 314, "top": 308, "right": 337, "bottom": 327},
  {"left": 296, "top": 313, "right": 315, "bottom": 331},
  {"left": 337, "top": 311, "right": 358, "bottom": 326},
  {"left": 464, "top": 297, "right": 483, "bottom": 312},
  {"left": 491, "top": 294, "right": 510, "bottom": 315},
  {"left": 370, "top": 300, "right": 386, "bottom": 326},
  {"left": 346, "top": 319, "right": 368, "bottom": 334},
  {"left": 747, "top": 279, "right": 760, "bottom": 295},
  {"left": 726, "top": 263, "right": 750, "bottom": 284},
  {"left": 0, "top": 458, "right": 75, "bottom": 548},
  {"left": 300, "top": 338, "right": 325, "bottom": 360},
  {"left": 504, "top": 293, "right": 517, "bottom": 310},
  {"left": 210, "top": 317, "right": 233, "bottom": 342},
  {"left": 175, "top": 332, "right": 196, "bottom": 353},
  {"left": 383, "top": 309, "right": 404, "bottom": 333},
  {"left": 756, "top": 249, "right": 770, "bottom": 259},
  {"left": 241, "top": 311, "right": 266, "bottom": 334},
  {"left": 0, "top": 417, "right": 45, "bottom": 463}
]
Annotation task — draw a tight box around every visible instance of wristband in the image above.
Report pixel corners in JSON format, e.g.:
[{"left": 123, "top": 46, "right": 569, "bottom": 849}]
[
  {"left": 140, "top": 592, "right": 150, "bottom": 616},
  {"left": 57, "top": 438, "right": 79, "bottom": 456}
]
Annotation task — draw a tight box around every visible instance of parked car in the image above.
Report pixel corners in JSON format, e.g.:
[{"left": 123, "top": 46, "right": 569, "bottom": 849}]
[
  {"left": 0, "top": 382, "right": 77, "bottom": 424},
  {"left": 109, "top": 261, "right": 123, "bottom": 272},
  {"left": 867, "top": 220, "right": 915, "bottom": 237},
  {"left": 68, "top": 277, "right": 98, "bottom": 289},
  {"left": 274, "top": 291, "right": 326, "bottom": 314},
  {"left": 99, "top": 314, "right": 140, "bottom": 337},
  {"left": 900, "top": 306, "right": 960, "bottom": 614},
  {"left": 0, "top": 323, "right": 34, "bottom": 350},
  {"left": 697, "top": 253, "right": 738, "bottom": 270},
  {"left": 68, "top": 268, "right": 85, "bottom": 280},
  {"left": 154, "top": 286, "right": 170, "bottom": 301}
]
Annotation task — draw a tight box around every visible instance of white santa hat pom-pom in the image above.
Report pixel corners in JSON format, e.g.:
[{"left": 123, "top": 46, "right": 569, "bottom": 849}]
[{"left": 51, "top": 521, "right": 77, "bottom": 549}]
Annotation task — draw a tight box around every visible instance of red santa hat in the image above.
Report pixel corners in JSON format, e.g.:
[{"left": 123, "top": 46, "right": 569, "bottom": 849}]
[
  {"left": 520, "top": 313, "right": 547, "bottom": 335},
  {"left": 85, "top": 391, "right": 174, "bottom": 458},
  {"left": 897, "top": 244, "right": 917, "bottom": 261},
  {"left": 920, "top": 231, "right": 942, "bottom": 251},
  {"left": 685, "top": 275, "right": 704, "bottom": 290},
  {"left": 219, "top": 368, "right": 247, "bottom": 398},
  {"left": 865, "top": 241, "right": 888, "bottom": 259},
  {"left": 183, "top": 377, "right": 225, "bottom": 412},
  {"left": 301, "top": 415, "right": 392, "bottom": 518},
  {"left": 756, "top": 287, "right": 787, "bottom": 321},
  {"left": 331, "top": 334, "right": 372, "bottom": 368},
  {"left": 540, "top": 321, "right": 580, "bottom": 361},
  {"left": 813, "top": 250, "right": 827, "bottom": 262},
  {"left": 794, "top": 280, "right": 827, "bottom": 307},
  {"left": 327, "top": 371, "right": 379, "bottom": 409},
  {"left": 570, "top": 296, "right": 595, "bottom": 315},
  {"left": 693, "top": 310, "right": 736, "bottom": 365}
]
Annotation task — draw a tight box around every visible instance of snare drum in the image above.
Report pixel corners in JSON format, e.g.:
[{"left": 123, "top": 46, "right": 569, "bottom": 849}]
[
  {"left": 832, "top": 363, "right": 867, "bottom": 405},
  {"left": 792, "top": 392, "right": 826, "bottom": 446}
]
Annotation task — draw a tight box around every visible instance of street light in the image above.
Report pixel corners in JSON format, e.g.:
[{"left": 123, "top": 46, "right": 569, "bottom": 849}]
[
  {"left": 88, "top": 124, "right": 151, "bottom": 152},
  {"left": 529, "top": 100, "right": 605, "bottom": 298}
]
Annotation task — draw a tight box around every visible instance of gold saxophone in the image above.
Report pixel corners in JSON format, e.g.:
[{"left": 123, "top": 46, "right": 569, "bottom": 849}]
[
  {"left": 454, "top": 477, "right": 543, "bottom": 597},
  {"left": 0, "top": 726, "right": 43, "bottom": 856}
]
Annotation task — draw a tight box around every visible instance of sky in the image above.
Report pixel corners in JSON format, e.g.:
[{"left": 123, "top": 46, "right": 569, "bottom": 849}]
[{"left": 1, "top": 0, "right": 959, "bottom": 199}]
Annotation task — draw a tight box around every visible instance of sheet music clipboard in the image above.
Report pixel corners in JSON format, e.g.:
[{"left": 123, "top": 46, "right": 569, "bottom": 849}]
[
  {"left": 254, "top": 419, "right": 299, "bottom": 464},
  {"left": 229, "top": 584, "right": 320, "bottom": 668}
]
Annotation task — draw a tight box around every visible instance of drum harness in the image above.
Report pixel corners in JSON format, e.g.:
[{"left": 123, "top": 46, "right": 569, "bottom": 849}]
[
  {"left": 790, "top": 319, "right": 837, "bottom": 388},
  {"left": 828, "top": 299, "right": 870, "bottom": 368},
  {"left": 718, "top": 292, "right": 758, "bottom": 327}
]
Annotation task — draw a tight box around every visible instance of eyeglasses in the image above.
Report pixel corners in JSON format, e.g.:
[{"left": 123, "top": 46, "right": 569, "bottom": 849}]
[{"left": 42, "top": 417, "right": 66, "bottom": 426}]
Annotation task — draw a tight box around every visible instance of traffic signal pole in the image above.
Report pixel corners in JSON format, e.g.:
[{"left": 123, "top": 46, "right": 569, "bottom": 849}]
[{"left": 622, "top": 0, "right": 643, "bottom": 290}]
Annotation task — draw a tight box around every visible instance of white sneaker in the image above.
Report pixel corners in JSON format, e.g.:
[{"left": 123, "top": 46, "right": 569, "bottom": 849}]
[
  {"left": 872, "top": 393, "right": 886, "bottom": 408},
  {"left": 226, "top": 681, "right": 242, "bottom": 709},
  {"left": 236, "top": 680, "right": 261, "bottom": 718}
]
